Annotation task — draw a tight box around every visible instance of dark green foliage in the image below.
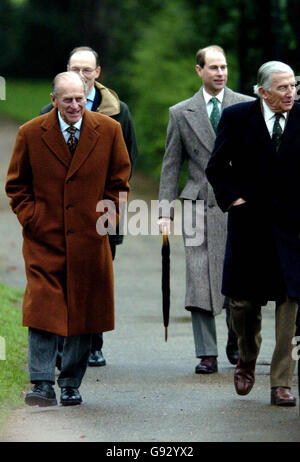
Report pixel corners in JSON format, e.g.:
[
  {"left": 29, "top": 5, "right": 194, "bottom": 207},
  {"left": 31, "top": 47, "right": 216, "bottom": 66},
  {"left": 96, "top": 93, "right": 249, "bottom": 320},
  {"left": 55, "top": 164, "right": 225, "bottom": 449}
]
[
  {"left": 1, "top": 0, "right": 299, "bottom": 182},
  {"left": 125, "top": 1, "right": 198, "bottom": 180}
]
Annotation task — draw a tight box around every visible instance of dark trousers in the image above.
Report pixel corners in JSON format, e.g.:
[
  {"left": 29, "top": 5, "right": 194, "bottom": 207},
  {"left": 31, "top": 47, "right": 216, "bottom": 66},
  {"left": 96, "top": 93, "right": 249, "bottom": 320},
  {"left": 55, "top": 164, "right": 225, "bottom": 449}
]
[
  {"left": 28, "top": 327, "right": 92, "bottom": 388},
  {"left": 296, "top": 306, "right": 300, "bottom": 397},
  {"left": 91, "top": 332, "right": 103, "bottom": 352}
]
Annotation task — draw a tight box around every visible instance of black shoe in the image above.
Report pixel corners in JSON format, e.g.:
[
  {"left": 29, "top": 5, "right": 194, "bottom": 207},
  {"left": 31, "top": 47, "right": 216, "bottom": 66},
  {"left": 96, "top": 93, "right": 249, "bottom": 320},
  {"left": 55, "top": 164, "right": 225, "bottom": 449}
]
[
  {"left": 195, "top": 356, "right": 218, "bottom": 374},
  {"left": 88, "top": 350, "right": 106, "bottom": 367},
  {"left": 226, "top": 344, "right": 239, "bottom": 365},
  {"left": 60, "top": 387, "right": 82, "bottom": 406},
  {"left": 25, "top": 382, "right": 57, "bottom": 407}
]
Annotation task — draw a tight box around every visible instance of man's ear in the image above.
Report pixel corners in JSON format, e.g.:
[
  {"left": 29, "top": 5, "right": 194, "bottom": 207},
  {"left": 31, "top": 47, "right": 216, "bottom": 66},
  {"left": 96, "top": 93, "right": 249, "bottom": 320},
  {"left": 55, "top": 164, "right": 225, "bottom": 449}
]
[
  {"left": 195, "top": 64, "right": 203, "bottom": 78},
  {"left": 50, "top": 93, "right": 57, "bottom": 107},
  {"left": 95, "top": 66, "right": 101, "bottom": 79},
  {"left": 258, "top": 87, "right": 266, "bottom": 100}
]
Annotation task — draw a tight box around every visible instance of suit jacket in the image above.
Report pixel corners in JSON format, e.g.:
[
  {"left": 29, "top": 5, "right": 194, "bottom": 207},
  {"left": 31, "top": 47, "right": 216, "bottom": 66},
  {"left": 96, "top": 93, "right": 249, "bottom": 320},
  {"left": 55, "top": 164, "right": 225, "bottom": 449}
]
[
  {"left": 5, "top": 109, "right": 131, "bottom": 336},
  {"left": 159, "top": 87, "right": 254, "bottom": 314},
  {"left": 206, "top": 99, "right": 300, "bottom": 303}
]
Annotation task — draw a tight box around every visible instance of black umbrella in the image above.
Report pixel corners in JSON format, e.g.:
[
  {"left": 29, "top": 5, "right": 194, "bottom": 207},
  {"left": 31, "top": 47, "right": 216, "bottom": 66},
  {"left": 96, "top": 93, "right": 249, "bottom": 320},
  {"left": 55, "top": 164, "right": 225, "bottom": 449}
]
[
  {"left": 296, "top": 308, "right": 300, "bottom": 402},
  {"left": 161, "top": 229, "right": 170, "bottom": 341}
]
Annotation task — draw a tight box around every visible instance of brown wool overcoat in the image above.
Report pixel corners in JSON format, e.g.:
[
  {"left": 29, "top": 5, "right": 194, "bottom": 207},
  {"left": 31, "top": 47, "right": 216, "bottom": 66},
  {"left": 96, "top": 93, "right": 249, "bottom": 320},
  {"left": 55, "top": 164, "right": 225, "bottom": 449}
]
[{"left": 6, "top": 109, "right": 130, "bottom": 337}]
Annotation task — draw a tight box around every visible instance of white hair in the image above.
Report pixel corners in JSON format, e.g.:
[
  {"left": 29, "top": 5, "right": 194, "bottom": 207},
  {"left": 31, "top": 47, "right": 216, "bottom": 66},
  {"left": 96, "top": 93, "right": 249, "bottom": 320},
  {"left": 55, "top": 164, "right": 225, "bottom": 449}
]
[
  {"left": 52, "top": 71, "right": 89, "bottom": 97},
  {"left": 253, "top": 61, "right": 294, "bottom": 97}
]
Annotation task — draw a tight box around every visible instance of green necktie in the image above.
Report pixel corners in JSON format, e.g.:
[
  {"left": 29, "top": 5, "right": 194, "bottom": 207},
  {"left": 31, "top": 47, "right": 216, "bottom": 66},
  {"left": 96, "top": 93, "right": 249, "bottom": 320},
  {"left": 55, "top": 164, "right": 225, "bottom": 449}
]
[
  {"left": 210, "top": 97, "right": 220, "bottom": 134},
  {"left": 272, "top": 113, "right": 283, "bottom": 149}
]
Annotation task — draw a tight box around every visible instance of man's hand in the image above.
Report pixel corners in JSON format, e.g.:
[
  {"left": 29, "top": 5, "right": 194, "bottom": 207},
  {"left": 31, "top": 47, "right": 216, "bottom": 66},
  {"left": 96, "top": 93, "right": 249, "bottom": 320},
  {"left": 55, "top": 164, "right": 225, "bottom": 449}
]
[
  {"left": 232, "top": 198, "right": 246, "bottom": 207},
  {"left": 157, "top": 217, "right": 171, "bottom": 235}
]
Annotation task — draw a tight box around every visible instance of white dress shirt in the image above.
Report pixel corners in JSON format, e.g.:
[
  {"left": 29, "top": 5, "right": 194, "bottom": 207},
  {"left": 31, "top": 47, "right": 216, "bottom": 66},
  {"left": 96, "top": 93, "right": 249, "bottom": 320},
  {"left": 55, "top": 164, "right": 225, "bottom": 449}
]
[
  {"left": 203, "top": 88, "right": 224, "bottom": 118},
  {"left": 58, "top": 111, "right": 83, "bottom": 143},
  {"left": 262, "top": 99, "right": 287, "bottom": 137}
]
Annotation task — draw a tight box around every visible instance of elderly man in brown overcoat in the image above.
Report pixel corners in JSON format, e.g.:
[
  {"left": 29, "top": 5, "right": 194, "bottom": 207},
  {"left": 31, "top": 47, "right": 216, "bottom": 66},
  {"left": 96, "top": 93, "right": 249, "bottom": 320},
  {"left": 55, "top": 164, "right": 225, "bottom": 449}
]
[{"left": 6, "top": 72, "right": 130, "bottom": 406}]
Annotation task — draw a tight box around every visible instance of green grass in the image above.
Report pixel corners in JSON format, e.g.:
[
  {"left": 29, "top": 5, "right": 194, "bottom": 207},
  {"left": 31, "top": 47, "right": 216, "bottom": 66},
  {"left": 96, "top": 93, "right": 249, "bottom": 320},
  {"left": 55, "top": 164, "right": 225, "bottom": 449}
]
[
  {"left": 0, "top": 78, "right": 52, "bottom": 123},
  {"left": 0, "top": 283, "right": 28, "bottom": 427}
]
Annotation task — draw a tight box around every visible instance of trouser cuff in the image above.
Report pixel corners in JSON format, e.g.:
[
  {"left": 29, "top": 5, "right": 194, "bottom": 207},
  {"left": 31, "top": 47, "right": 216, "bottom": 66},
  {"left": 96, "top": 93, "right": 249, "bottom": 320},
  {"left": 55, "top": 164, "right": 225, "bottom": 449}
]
[
  {"left": 57, "top": 378, "right": 81, "bottom": 388},
  {"left": 30, "top": 372, "right": 55, "bottom": 384}
]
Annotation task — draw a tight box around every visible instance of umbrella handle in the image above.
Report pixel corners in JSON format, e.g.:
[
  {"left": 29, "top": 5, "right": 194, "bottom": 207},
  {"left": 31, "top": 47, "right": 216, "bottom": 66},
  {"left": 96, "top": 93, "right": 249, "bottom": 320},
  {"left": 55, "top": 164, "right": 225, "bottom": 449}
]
[
  {"left": 165, "top": 326, "right": 168, "bottom": 342},
  {"left": 162, "top": 225, "right": 169, "bottom": 245}
]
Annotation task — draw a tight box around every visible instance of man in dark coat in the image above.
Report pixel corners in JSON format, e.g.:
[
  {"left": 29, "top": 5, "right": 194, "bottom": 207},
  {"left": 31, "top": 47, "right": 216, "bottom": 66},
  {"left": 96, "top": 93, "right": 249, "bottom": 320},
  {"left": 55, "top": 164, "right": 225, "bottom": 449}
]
[
  {"left": 41, "top": 46, "right": 138, "bottom": 368},
  {"left": 206, "top": 61, "right": 299, "bottom": 406},
  {"left": 6, "top": 72, "right": 130, "bottom": 406}
]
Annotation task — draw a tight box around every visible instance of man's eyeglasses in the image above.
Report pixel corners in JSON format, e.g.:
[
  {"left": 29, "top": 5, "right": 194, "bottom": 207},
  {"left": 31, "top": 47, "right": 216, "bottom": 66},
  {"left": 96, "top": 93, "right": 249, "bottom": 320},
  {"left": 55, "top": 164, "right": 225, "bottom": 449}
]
[{"left": 69, "top": 67, "right": 97, "bottom": 76}]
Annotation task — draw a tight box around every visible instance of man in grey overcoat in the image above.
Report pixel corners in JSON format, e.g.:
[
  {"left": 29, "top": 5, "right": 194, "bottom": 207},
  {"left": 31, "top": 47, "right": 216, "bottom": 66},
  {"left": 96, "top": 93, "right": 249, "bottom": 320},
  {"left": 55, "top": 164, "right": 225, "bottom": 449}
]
[{"left": 158, "top": 45, "right": 254, "bottom": 374}]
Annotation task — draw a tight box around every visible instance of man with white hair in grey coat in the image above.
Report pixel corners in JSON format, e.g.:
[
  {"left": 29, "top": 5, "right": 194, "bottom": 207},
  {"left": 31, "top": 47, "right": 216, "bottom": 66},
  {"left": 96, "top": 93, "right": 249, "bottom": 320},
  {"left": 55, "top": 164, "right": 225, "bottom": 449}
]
[{"left": 206, "top": 60, "right": 299, "bottom": 406}]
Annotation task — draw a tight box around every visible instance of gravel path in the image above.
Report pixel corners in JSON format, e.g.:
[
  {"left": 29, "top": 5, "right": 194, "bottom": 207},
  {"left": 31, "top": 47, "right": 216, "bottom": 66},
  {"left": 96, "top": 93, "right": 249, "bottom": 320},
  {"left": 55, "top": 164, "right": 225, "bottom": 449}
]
[{"left": 0, "top": 116, "right": 299, "bottom": 442}]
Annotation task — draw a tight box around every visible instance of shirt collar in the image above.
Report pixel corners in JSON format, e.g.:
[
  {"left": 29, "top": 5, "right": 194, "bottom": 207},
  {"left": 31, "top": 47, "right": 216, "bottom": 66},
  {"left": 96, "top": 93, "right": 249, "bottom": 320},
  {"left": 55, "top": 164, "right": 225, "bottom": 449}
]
[
  {"left": 58, "top": 111, "right": 83, "bottom": 132},
  {"left": 262, "top": 99, "right": 287, "bottom": 122},
  {"left": 203, "top": 88, "right": 224, "bottom": 105},
  {"left": 86, "top": 86, "right": 96, "bottom": 104}
]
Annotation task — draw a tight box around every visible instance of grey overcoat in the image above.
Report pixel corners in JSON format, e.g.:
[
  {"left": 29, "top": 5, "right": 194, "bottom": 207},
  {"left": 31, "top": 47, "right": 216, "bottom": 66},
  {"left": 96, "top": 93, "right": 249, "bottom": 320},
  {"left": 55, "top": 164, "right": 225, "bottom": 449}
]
[{"left": 159, "top": 87, "right": 254, "bottom": 315}]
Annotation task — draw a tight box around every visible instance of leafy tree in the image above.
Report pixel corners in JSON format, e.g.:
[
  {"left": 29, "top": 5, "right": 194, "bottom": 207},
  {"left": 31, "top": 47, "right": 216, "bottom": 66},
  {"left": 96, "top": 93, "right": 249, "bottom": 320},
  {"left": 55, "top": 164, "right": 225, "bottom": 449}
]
[
  {"left": 93, "top": 0, "right": 162, "bottom": 97},
  {"left": 186, "top": 0, "right": 296, "bottom": 93},
  {"left": 6, "top": 0, "right": 106, "bottom": 77},
  {"left": 2, "top": 0, "right": 300, "bottom": 180},
  {"left": 125, "top": 0, "right": 199, "bottom": 179},
  {"left": 0, "top": 0, "right": 20, "bottom": 73}
]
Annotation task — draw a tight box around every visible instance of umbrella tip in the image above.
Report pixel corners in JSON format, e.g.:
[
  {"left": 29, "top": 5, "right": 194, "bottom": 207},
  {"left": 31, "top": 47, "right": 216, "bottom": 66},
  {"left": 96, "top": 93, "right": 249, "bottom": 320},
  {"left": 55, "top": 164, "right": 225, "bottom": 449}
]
[{"left": 165, "top": 327, "right": 168, "bottom": 342}]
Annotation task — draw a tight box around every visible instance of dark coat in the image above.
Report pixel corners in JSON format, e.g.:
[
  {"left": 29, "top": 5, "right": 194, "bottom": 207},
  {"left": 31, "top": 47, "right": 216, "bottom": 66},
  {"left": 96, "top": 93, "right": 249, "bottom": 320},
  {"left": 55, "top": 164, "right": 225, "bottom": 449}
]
[
  {"left": 206, "top": 99, "right": 300, "bottom": 305},
  {"left": 6, "top": 109, "right": 130, "bottom": 336}
]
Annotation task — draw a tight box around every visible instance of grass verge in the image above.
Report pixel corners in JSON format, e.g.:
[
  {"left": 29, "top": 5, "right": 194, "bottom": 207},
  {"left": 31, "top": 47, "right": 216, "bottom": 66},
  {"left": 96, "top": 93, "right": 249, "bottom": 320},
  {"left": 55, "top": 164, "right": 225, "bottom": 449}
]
[
  {"left": 0, "top": 78, "right": 51, "bottom": 123},
  {"left": 0, "top": 283, "right": 28, "bottom": 429}
]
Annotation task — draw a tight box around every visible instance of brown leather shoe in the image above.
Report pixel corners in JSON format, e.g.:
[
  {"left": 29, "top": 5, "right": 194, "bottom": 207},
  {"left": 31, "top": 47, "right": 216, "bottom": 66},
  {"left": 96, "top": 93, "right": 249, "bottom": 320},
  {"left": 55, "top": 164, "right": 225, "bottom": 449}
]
[
  {"left": 195, "top": 356, "right": 218, "bottom": 374},
  {"left": 271, "top": 387, "right": 296, "bottom": 406},
  {"left": 234, "top": 358, "right": 256, "bottom": 395}
]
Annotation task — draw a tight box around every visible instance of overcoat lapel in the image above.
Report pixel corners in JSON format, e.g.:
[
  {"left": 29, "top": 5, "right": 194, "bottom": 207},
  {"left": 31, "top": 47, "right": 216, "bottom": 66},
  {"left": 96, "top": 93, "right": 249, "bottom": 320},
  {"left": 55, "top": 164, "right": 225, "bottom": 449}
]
[
  {"left": 66, "top": 111, "right": 101, "bottom": 180},
  {"left": 246, "top": 99, "right": 277, "bottom": 157},
  {"left": 245, "top": 100, "right": 300, "bottom": 158},
  {"left": 276, "top": 103, "right": 299, "bottom": 157},
  {"left": 182, "top": 86, "right": 248, "bottom": 153},
  {"left": 222, "top": 87, "right": 240, "bottom": 109},
  {"left": 41, "top": 109, "right": 101, "bottom": 178},
  {"left": 183, "top": 88, "right": 215, "bottom": 153},
  {"left": 41, "top": 109, "right": 72, "bottom": 168}
]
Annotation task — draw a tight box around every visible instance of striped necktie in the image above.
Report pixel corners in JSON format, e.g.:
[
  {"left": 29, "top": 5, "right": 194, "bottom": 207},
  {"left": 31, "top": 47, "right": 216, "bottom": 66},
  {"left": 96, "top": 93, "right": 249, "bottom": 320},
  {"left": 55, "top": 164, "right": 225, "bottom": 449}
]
[
  {"left": 272, "top": 113, "right": 283, "bottom": 150},
  {"left": 66, "top": 126, "right": 78, "bottom": 155}
]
